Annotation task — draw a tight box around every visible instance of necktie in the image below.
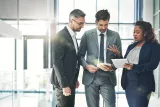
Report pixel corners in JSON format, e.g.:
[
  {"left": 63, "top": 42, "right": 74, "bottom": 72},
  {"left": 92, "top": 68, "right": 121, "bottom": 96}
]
[{"left": 100, "top": 33, "right": 104, "bottom": 63}]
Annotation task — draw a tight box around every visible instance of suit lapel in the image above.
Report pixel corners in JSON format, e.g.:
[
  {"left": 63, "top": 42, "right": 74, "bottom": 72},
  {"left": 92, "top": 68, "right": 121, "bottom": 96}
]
[
  {"left": 64, "top": 27, "right": 74, "bottom": 45},
  {"left": 106, "top": 30, "right": 112, "bottom": 53},
  {"left": 92, "top": 29, "right": 99, "bottom": 50},
  {"left": 64, "top": 27, "right": 77, "bottom": 53}
]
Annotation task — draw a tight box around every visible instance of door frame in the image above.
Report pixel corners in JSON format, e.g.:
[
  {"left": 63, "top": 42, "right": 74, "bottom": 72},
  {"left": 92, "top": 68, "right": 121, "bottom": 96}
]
[{"left": 23, "top": 35, "right": 48, "bottom": 69}]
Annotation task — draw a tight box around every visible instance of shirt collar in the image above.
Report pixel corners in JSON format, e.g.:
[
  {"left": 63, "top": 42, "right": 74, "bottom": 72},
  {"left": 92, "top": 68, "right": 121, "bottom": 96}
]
[
  {"left": 66, "top": 25, "right": 76, "bottom": 37},
  {"left": 97, "top": 29, "right": 107, "bottom": 36}
]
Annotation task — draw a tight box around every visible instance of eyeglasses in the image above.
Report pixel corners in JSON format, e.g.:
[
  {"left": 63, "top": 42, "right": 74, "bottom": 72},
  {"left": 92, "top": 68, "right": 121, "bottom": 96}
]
[{"left": 72, "top": 19, "right": 85, "bottom": 26}]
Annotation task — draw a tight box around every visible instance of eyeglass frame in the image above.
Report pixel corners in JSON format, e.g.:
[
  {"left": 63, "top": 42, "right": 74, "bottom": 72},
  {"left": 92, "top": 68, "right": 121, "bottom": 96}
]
[{"left": 72, "top": 19, "right": 86, "bottom": 26}]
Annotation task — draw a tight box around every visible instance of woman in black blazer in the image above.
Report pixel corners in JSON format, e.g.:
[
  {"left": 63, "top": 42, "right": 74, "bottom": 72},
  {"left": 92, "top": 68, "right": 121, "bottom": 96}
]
[{"left": 121, "top": 21, "right": 160, "bottom": 107}]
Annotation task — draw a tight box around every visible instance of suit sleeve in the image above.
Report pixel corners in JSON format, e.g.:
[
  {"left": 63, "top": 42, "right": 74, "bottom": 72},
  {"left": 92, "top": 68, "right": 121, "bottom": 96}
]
[
  {"left": 133, "top": 43, "right": 160, "bottom": 73},
  {"left": 52, "top": 36, "right": 69, "bottom": 88},
  {"left": 79, "top": 32, "right": 88, "bottom": 68}
]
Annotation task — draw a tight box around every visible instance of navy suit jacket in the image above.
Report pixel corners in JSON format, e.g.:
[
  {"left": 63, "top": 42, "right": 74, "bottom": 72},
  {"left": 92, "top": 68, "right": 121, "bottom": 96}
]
[
  {"left": 121, "top": 42, "right": 160, "bottom": 92},
  {"left": 50, "top": 27, "right": 80, "bottom": 89}
]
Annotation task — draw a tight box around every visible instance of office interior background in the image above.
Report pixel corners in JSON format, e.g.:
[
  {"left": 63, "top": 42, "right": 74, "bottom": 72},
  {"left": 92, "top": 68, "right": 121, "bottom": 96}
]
[{"left": 0, "top": 0, "right": 160, "bottom": 107}]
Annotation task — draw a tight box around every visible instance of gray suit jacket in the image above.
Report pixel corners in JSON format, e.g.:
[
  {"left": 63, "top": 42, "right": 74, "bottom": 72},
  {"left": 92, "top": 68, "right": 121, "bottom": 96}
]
[{"left": 79, "top": 28, "right": 122, "bottom": 86}]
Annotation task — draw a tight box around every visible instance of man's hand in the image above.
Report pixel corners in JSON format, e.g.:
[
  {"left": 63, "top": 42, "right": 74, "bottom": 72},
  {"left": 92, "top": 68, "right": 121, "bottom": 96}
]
[
  {"left": 63, "top": 87, "right": 71, "bottom": 96},
  {"left": 76, "top": 80, "right": 80, "bottom": 88},
  {"left": 107, "top": 45, "right": 120, "bottom": 57},
  {"left": 97, "top": 63, "right": 113, "bottom": 71},
  {"left": 85, "top": 64, "right": 98, "bottom": 73}
]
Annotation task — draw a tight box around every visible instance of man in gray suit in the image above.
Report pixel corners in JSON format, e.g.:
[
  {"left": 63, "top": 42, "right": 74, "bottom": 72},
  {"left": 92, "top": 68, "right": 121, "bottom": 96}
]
[{"left": 79, "top": 9, "right": 122, "bottom": 107}]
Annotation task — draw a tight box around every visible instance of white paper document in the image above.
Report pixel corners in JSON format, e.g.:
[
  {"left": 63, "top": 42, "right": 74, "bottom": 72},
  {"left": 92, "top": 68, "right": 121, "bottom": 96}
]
[{"left": 111, "top": 59, "right": 129, "bottom": 68}]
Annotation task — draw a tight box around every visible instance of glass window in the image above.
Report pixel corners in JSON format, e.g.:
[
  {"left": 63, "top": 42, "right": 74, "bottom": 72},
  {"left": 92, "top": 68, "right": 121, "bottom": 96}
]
[
  {"left": 24, "top": 39, "right": 46, "bottom": 91},
  {"left": 76, "top": 24, "right": 96, "bottom": 39},
  {"left": 19, "top": 0, "right": 47, "bottom": 19},
  {"left": 119, "top": 24, "right": 134, "bottom": 39},
  {"left": 119, "top": 0, "right": 134, "bottom": 23},
  {"left": 58, "top": 24, "right": 96, "bottom": 39},
  {"left": 154, "top": 28, "right": 159, "bottom": 39},
  {"left": 121, "top": 40, "right": 133, "bottom": 56},
  {"left": 154, "top": 0, "right": 159, "bottom": 14},
  {"left": 19, "top": 21, "right": 48, "bottom": 35},
  {"left": 97, "top": 0, "right": 118, "bottom": 23},
  {"left": 57, "top": 24, "right": 66, "bottom": 32},
  {"left": 108, "top": 24, "right": 118, "bottom": 32},
  {"left": 75, "top": 0, "right": 96, "bottom": 23},
  {"left": 154, "top": 14, "right": 159, "bottom": 30},
  {"left": 0, "top": 38, "right": 15, "bottom": 95},
  {"left": 58, "top": 0, "right": 74, "bottom": 23},
  {"left": 0, "top": 38, "right": 15, "bottom": 71},
  {"left": 58, "top": 24, "right": 118, "bottom": 40},
  {"left": 27, "top": 39, "right": 43, "bottom": 70}
]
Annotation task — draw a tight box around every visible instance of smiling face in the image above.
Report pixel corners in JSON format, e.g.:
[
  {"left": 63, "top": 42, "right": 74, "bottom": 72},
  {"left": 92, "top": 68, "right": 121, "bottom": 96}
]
[
  {"left": 96, "top": 20, "right": 109, "bottom": 33},
  {"left": 133, "top": 25, "right": 145, "bottom": 42}
]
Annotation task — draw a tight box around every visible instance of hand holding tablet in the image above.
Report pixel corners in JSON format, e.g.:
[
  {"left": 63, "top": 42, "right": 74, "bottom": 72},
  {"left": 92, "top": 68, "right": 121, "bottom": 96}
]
[{"left": 97, "top": 63, "right": 113, "bottom": 71}]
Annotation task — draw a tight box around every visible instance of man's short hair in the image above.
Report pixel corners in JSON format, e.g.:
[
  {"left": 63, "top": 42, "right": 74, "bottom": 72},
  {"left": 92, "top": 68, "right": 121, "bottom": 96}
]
[
  {"left": 69, "top": 9, "right": 86, "bottom": 19},
  {"left": 95, "top": 9, "right": 110, "bottom": 21}
]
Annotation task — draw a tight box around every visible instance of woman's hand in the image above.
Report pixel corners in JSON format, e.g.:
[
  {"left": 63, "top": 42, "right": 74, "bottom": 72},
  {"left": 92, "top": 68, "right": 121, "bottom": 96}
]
[{"left": 124, "top": 63, "right": 133, "bottom": 70}]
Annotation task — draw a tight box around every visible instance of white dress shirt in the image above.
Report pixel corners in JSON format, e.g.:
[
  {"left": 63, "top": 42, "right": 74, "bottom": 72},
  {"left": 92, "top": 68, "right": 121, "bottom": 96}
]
[
  {"left": 66, "top": 25, "right": 78, "bottom": 54},
  {"left": 97, "top": 29, "right": 107, "bottom": 63}
]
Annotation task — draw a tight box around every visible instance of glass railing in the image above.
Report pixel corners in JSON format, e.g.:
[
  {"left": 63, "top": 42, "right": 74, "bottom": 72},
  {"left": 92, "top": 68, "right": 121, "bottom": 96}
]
[{"left": 0, "top": 68, "right": 128, "bottom": 107}]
